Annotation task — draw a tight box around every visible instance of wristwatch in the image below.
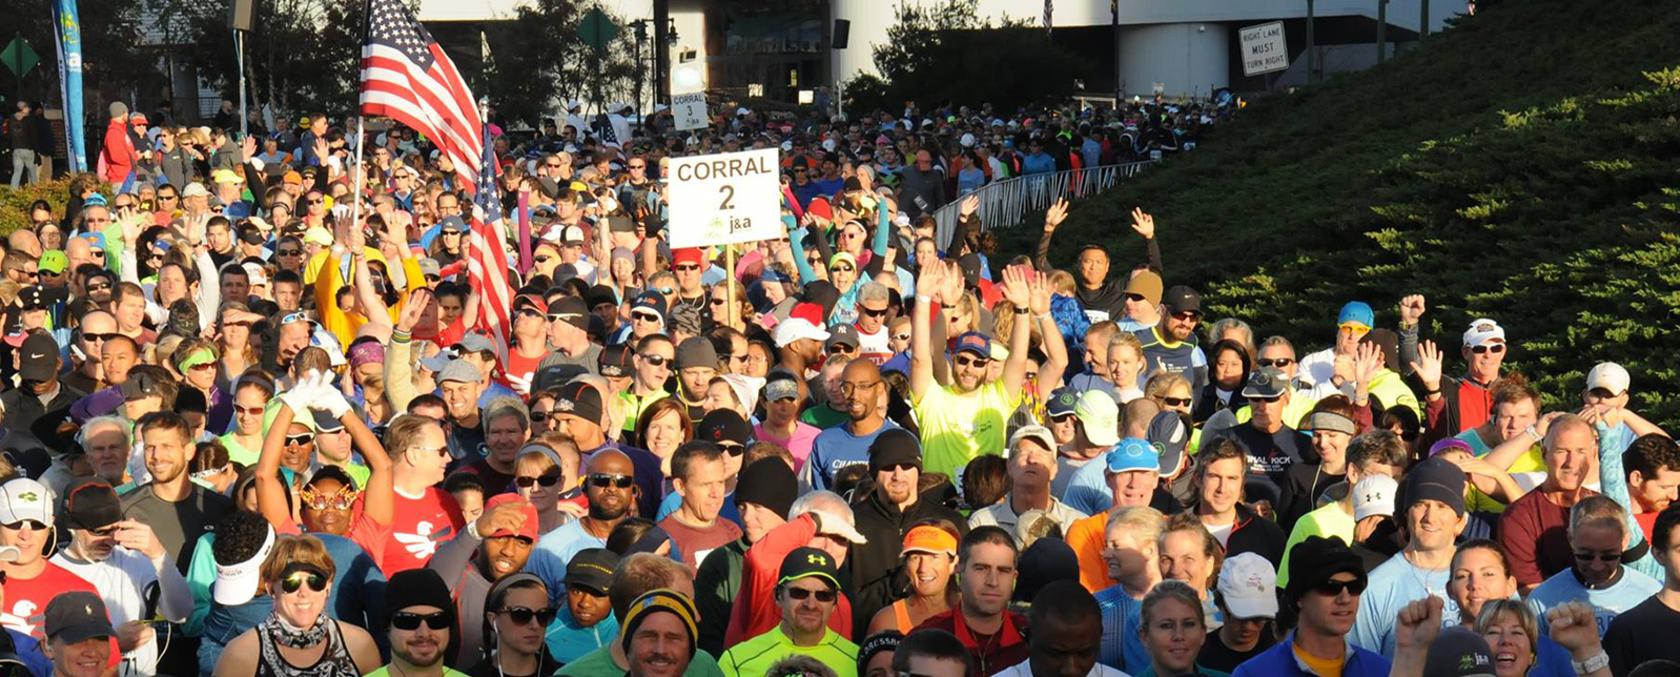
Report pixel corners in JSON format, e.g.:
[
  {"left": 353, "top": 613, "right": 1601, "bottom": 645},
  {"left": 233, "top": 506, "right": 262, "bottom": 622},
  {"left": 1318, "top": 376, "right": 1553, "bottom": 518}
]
[
  {"left": 1525, "top": 424, "right": 1542, "bottom": 443},
  {"left": 1572, "top": 650, "right": 1608, "bottom": 675}
]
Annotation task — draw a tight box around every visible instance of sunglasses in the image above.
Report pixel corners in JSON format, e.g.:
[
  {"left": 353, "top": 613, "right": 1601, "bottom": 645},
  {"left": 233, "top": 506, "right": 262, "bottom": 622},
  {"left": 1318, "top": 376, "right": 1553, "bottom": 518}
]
[
  {"left": 1573, "top": 551, "right": 1621, "bottom": 563},
  {"left": 832, "top": 264, "right": 855, "bottom": 273},
  {"left": 284, "top": 433, "right": 316, "bottom": 447},
  {"left": 277, "top": 249, "right": 302, "bottom": 256},
  {"left": 83, "top": 332, "right": 118, "bottom": 343},
  {"left": 783, "top": 587, "right": 838, "bottom": 603},
  {"left": 235, "top": 405, "right": 265, "bottom": 417},
  {"left": 629, "top": 164, "right": 646, "bottom": 169},
  {"left": 828, "top": 344, "right": 856, "bottom": 355},
  {"left": 674, "top": 264, "right": 701, "bottom": 272},
  {"left": 500, "top": 607, "right": 557, "bottom": 626},
  {"left": 188, "top": 362, "right": 216, "bottom": 372},
  {"left": 717, "top": 442, "right": 746, "bottom": 457},
  {"left": 1171, "top": 311, "right": 1201, "bottom": 321},
  {"left": 1161, "top": 397, "right": 1192, "bottom": 407},
  {"left": 280, "top": 571, "right": 328, "bottom": 594},
  {"left": 515, "top": 473, "right": 563, "bottom": 488},
  {"left": 534, "top": 255, "right": 554, "bottom": 264},
  {"left": 1257, "top": 358, "right": 1294, "bottom": 368},
  {"left": 391, "top": 611, "right": 453, "bottom": 631},
  {"left": 633, "top": 313, "right": 662, "bottom": 324},
  {"left": 709, "top": 297, "right": 727, "bottom": 306},
  {"left": 1124, "top": 293, "right": 1148, "bottom": 303},
  {"left": 1312, "top": 577, "right": 1367, "bottom": 597},
  {"left": 588, "top": 473, "right": 634, "bottom": 489},
  {"left": 639, "top": 353, "right": 670, "bottom": 367},
  {"left": 1248, "top": 395, "right": 1282, "bottom": 404},
  {"left": 953, "top": 355, "right": 989, "bottom": 368},
  {"left": 1470, "top": 344, "right": 1506, "bottom": 355},
  {"left": 860, "top": 306, "right": 889, "bottom": 318},
  {"left": 84, "top": 283, "right": 111, "bottom": 294},
  {"left": 158, "top": 194, "right": 179, "bottom": 201},
  {"left": 891, "top": 333, "right": 911, "bottom": 342},
  {"left": 306, "top": 198, "right": 325, "bottom": 205},
  {"left": 3, "top": 520, "right": 46, "bottom": 531}
]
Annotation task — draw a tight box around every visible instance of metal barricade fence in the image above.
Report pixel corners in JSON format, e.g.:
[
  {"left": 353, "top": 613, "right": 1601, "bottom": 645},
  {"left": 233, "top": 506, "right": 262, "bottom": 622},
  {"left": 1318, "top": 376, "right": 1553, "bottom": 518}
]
[{"left": 932, "top": 160, "right": 1156, "bottom": 248}]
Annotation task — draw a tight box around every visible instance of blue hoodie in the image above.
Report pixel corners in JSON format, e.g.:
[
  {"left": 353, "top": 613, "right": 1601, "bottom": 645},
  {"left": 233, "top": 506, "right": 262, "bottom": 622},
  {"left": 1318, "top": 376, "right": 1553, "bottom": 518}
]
[
  {"left": 197, "top": 596, "right": 273, "bottom": 675},
  {"left": 545, "top": 605, "right": 621, "bottom": 664},
  {"left": 1231, "top": 634, "right": 1390, "bottom": 677}
]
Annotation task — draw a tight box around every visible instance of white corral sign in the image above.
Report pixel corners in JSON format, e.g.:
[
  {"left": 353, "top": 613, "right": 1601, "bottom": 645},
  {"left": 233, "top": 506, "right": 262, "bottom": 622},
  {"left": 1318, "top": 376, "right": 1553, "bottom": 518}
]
[
  {"left": 672, "top": 92, "right": 708, "bottom": 131},
  {"left": 1239, "top": 21, "right": 1289, "bottom": 77},
  {"left": 666, "top": 148, "right": 782, "bottom": 248}
]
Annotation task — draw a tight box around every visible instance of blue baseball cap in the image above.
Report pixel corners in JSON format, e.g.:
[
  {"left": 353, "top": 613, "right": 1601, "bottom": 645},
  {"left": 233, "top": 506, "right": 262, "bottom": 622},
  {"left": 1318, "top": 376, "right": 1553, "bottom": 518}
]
[
  {"left": 952, "top": 331, "right": 991, "bottom": 358},
  {"left": 1105, "top": 438, "right": 1159, "bottom": 474},
  {"left": 1337, "top": 301, "right": 1374, "bottom": 329}
]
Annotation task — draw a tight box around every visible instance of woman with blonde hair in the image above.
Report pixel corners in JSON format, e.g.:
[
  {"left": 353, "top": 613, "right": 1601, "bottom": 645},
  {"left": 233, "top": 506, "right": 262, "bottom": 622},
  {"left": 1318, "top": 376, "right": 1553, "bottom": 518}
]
[
  {"left": 175, "top": 337, "right": 232, "bottom": 432},
  {"left": 513, "top": 445, "right": 572, "bottom": 534},
  {"left": 212, "top": 535, "right": 382, "bottom": 677},
  {"left": 215, "top": 301, "right": 263, "bottom": 386}
]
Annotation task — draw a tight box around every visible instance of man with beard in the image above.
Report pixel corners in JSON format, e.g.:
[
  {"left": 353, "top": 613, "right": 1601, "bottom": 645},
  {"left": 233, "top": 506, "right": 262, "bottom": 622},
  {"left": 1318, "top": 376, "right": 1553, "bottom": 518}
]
[
  {"left": 118, "top": 411, "right": 232, "bottom": 574},
  {"left": 50, "top": 480, "right": 191, "bottom": 675},
  {"left": 847, "top": 428, "right": 966, "bottom": 631},
  {"left": 804, "top": 358, "right": 902, "bottom": 492},
  {"left": 530, "top": 449, "right": 636, "bottom": 600},
  {"left": 430, "top": 494, "right": 540, "bottom": 668},
  {"left": 910, "top": 263, "right": 1059, "bottom": 480},
  {"left": 720, "top": 548, "right": 860, "bottom": 677},
  {"left": 373, "top": 569, "right": 468, "bottom": 677}
]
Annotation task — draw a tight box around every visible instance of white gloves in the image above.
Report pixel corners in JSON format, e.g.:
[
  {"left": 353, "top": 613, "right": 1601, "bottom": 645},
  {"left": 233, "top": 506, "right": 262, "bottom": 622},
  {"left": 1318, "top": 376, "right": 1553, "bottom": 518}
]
[{"left": 280, "top": 369, "right": 353, "bottom": 420}]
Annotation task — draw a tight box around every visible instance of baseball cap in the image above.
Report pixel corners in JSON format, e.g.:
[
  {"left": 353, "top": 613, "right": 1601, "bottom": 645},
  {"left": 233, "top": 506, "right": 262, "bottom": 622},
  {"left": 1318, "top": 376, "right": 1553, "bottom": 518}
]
[
  {"left": 1240, "top": 367, "right": 1289, "bottom": 399},
  {"left": 1162, "top": 286, "right": 1201, "bottom": 315},
  {"left": 457, "top": 332, "right": 498, "bottom": 355},
  {"left": 63, "top": 481, "right": 123, "bottom": 531},
  {"left": 38, "top": 250, "right": 68, "bottom": 275},
  {"left": 1045, "top": 388, "right": 1080, "bottom": 417},
  {"left": 778, "top": 547, "right": 842, "bottom": 590},
  {"left": 901, "top": 526, "right": 957, "bottom": 559},
  {"left": 826, "top": 324, "right": 860, "bottom": 351},
  {"left": 18, "top": 333, "right": 60, "bottom": 382},
  {"left": 1337, "top": 301, "right": 1375, "bottom": 329},
  {"left": 437, "top": 360, "right": 483, "bottom": 384},
  {"left": 482, "top": 494, "right": 539, "bottom": 542},
  {"left": 438, "top": 215, "right": 467, "bottom": 233},
  {"left": 1074, "top": 390, "right": 1120, "bottom": 447},
  {"left": 44, "top": 591, "right": 115, "bottom": 644},
  {"left": 1008, "top": 425, "right": 1057, "bottom": 455},
  {"left": 564, "top": 548, "right": 619, "bottom": 594},
  {"left": 0, "top": 477, "right": 54, "bottom": 526},
  {"left": 697, "top": 410, "right": 753, "bottom": 446},
  {"left": 514, "top": 292, "right": 550, "bottom": 315},
  {"left": 1105, "top": 438, "right": 1159, "bottom": 474},
  {"left": 211, "top": 169, "right": 244, "bottom": 185},
  {"left": 1122, "top": 271, "right": 1163, "bottom": 305},
  {"left": 1586, "top": 362, "right": 1630, "bottom": 397},
  {"left": 773, "top": 316, "right": 828, "bottom": 348},
  {"left": 560, "top": 225, "right": 586, "bottom": 244},
  {"left": 765, "top": 377, "right": 800, "bottom": 402},
  {"left": 1216, "top": 552, "right": 1279, "bottom": 619},
  {"left": 182, "top": 182, "right": 210, "bottom": 198},
  {"left": 952, "top": 331, "right": 991, "bottom": 358},
  {"left": 1462, "top": 318, "right": 1505, "bottom": 348},
  {"left": 1425, "top": 627, "right": 1497, "bottom": 677},
  {"left": 1352, "top": 474, "right": 1399, "bottom": 521},
  {"left": 1146, "top": 411, "right": 1190, "bottom": 476}
]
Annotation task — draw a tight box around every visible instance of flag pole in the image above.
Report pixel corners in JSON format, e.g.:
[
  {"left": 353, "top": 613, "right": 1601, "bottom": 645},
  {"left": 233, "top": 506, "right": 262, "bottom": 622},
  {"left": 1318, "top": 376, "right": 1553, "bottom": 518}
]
[{"left": 349, "top": 115, "right": 366, "bottom": 247}]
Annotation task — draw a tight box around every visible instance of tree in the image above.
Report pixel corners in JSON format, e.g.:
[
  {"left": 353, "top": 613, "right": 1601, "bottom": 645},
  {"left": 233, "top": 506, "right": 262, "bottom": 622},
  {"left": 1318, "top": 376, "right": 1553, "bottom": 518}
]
[
  {"left": 8, "top": 0, "right": 165, "bottom": 119},
  {"left": 481, "top": 1, "right": 640, "bottom": 129},
  {"left": 161, "top": 0, "right": 378, "bottom": 118},
  {"left": 845, "top": 0, "right": 1088, "bottom": 113}
]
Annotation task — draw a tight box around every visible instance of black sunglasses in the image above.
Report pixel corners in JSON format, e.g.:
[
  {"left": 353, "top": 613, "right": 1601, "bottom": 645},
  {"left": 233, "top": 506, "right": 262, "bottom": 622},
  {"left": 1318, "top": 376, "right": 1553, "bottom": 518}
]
[
  {"left": 1573, "top": 551, "right": 1621, "bottom": 563},
  {"left": 500, "top": 606, "right": 557, "bottom": 626},
  {"left": 285, "top": 433, "right": 316, "bottom": 446},
  {"left": 280, "top": 571, "right": 328, "bottom": 594},
  {"left": 515, "top": 473, "right": 563, "bottom": 488},
  {"left": 391, "top": 611, "right": 452, "bottom": 631},
  {"left": 1470, "top": 344, "right": 1506, "bottom": 355},
  {"left": 783, "top": 587, "right": 838, "bottom": 603},
  {"left": 1257, "top": 358, "right": 1294, "bottom": 368},
  {"left": 589, "top": 473, "right": 634, "bottom": 489},
  {"left": 717, "top": 442, "right": 745, "bottom": 457},
  {"left": 1161, "top": 396, "right": 1192, "bottom": 407},
  {"left": 1312, "top": 577, "right": 1367, "bottom": 597}
]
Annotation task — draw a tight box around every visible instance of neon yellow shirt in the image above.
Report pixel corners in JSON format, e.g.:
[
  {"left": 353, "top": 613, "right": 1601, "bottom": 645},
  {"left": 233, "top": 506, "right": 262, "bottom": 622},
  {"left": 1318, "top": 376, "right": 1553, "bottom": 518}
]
[
  {"left": 1278, "top": 500, "right": 1355, "bottom": 588},
  {"left": 718, "top": 626, "right": 859, "bottom": 677},
  {"left": 912, "top": 379, "right": 1019, "bottom": 480}
]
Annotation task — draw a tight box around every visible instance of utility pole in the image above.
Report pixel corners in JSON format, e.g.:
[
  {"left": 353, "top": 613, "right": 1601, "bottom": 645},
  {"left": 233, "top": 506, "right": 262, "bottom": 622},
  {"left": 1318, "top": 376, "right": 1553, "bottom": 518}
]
[
  {"left": 1306, "top": 0, "right": 1316, "bottom": 83},
  {"left": 1420, "top": 0, "right": 1430, "bottom": 39},
  {"left": 1376, "top": 0, "right": 1388, "bottom": 63},
  {"left": 1111, "top": 0, "right": 1121, "bottom": 101},
  {"left": 653, "top": 0, "right": 671, "bottom": 106}
]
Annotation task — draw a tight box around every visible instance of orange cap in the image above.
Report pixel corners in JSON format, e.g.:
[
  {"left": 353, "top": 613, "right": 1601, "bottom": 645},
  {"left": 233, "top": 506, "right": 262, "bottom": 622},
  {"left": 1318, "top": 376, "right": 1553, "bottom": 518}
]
[{"left": 901, "top": 525, "right": 957, "bottom": 558}]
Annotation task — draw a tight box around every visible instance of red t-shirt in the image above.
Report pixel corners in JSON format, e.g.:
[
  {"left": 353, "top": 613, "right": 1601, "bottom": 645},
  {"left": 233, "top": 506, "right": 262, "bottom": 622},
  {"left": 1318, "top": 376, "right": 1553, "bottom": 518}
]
[
  {"left": 2, "top": 562, "right": 101, "bottom": 641},
  {"left": 1456, "top": 379, "right": 1494, "bottom": 433},
  {"left": 504, "top": 348, "right": 544, "bottom": 394},
  {"left": 1499, "top": 488, "right": 1595, "bottom": 588},
  {"left": 657, "top": 515, "right": 743, "bottom": 570},
  {"left": 355, "top": 487, "right": 463, "bottom": 575}
]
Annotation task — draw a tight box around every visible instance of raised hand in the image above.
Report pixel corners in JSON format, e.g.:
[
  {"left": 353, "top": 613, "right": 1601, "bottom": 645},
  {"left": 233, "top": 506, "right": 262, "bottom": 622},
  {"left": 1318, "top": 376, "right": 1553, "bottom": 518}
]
[
  {"left": 1409, "top": 340, "right": 1444, "bottom": 391},
  {"left": 960, "top": 194, "right": 980, "bottom": 219},
  {"left": 1545, "top": 601, "right": 1604, "bottom": 658},
  {"left": 475, "top": 497, "right": 531, "bottom": 539},
  {"left": 241, "top": 135, "right": 257, "bottom": 163},
  {"left": 1394, "top": 596, "right": 1444, "bottom": 653},
  {"left": 1027, "top": 269, "right": 1052, "bottom": 316},
  {"left": 1129, "top": 207, "right": 1156, "bottom": 240},
  {"left": 1353, "top": 340, "right": 1384, "bottom": 387},
  {"left": 1043, "top": 198, "right": 1070, "bottom": 234},
  {"left": 939, "top": 260, "right": 966, "bottom": 305},
  {"left": 999, "top": 265, "right": 1031, "bottom": 309},
  {"left": 397, "top": 288, "right": 433, "bottom": 333},
  {"left": 1399, "top": 294, "right": 1427, "bottom": 327}
]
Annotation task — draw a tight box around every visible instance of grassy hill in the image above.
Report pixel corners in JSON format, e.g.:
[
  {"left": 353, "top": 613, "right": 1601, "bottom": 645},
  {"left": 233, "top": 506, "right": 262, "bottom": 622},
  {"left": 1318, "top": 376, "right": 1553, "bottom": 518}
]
[{"left": 1019, "top": 0, "right": 1680, "bottom": 426}]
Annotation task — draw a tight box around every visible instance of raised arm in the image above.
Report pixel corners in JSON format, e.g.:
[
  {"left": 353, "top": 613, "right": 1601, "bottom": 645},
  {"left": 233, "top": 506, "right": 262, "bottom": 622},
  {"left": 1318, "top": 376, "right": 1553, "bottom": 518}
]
[
  {"left": 909, "top": 261, "right": 946, "bottom": 400},
  {"left": 1130, "top": 207, "right": 1164, "bottom": 274},
  {"left": 996, "top": 265, "right": 1037, "bottom": 397},
  {"left": 384, "top": 288, "right": 431, "bottom": 412},
  {"left": 1034, "top": 198, "right": 1068, "bottom": 272},
  {"left": 1026, "top": 270, "right": 1067, "bottom": 399}
]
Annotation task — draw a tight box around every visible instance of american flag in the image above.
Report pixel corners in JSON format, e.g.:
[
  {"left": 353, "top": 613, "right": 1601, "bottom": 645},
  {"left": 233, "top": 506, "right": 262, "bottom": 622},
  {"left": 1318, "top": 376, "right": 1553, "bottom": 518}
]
[
  {"left": 359, "top": 0, "right": 483, "bottom": 189},
  {"left": 467, "top": 122, "right": 514, "bottom": 367}
]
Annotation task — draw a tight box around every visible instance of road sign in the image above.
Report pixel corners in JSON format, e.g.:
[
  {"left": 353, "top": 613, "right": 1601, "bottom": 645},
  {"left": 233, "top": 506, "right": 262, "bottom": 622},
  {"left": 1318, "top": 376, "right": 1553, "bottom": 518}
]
[
  {"left": 1, "top": 36, "right": 39, "bottom": 78},
  {"left": 578, "top": 8, "right": 619, "bottom": 54},
  {"left": 1239, "top": 21, "right": 1289, "bottom": 77},
  {"left": 672, "top": 92, "right": 708, "bottom": 131},
  {"left": 666, "top": 148, "right": 782, "bottom": 248}
]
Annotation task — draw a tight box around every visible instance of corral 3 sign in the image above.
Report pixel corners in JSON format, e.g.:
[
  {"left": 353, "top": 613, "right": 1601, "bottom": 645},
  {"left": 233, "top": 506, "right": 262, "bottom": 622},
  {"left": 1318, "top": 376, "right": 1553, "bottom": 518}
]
[
  {"left": 1240, "top": 21, "right": 1289, "bottom": 77},
  {"left": 666, "top": 148, "right": 782, "bottom": 247}
]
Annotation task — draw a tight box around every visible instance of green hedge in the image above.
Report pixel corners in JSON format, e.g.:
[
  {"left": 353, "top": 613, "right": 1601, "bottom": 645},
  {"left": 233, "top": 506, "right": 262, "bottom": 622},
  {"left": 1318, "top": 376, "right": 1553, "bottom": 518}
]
[
  {"left": 1003, "top": 0, "right": 1680, "bottom": 427},
  {"left": 0, "top": 178, "right": 83, "bottom": 235}
]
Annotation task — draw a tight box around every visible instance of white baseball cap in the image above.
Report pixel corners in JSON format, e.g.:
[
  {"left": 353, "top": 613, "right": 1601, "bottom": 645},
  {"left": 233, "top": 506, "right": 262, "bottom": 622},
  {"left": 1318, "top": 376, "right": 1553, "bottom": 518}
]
[
  {"left": 1585, "top": 362, "right": 1630, "bottom": 397},
  {"left": 1353, "top": 474, "right": 1399, "bottom": 522},
  {"left": 0, "top": 478, "right": 53, "bottom": 526},
  {"left": 213, "top": 524, "right": 276, "bottom": 606},
  {"left": 1216, "top": 553, "right": 1278, "bottom": 620},
  {"left": 1074, "top": 391, "right": 1120, "bottom": 447},
  {"left": 1462, "top": 318, "right": 1506, "bottom": 348}
]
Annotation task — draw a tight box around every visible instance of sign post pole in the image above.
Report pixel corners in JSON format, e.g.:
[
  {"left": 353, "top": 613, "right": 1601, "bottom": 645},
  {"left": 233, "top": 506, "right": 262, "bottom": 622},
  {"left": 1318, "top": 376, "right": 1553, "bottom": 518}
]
[{"left": 725, "top": 245, "right": 737, "bottom": 328}]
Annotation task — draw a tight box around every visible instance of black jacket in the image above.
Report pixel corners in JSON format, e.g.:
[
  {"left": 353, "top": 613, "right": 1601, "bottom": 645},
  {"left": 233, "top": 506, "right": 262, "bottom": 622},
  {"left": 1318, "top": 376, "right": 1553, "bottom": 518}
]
[
  {"left": 1201, "top": 501, "right": 1286, "bottom": 569},
  {"left": 845, "top": 482, "right": 967, "bottom": 632}
]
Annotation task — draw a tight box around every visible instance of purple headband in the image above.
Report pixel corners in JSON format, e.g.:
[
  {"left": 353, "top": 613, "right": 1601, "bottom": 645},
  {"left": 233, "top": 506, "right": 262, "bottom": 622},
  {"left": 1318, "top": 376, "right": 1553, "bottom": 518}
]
[{"left": 349, "top": 341, "right": 385, "bottom": 369}]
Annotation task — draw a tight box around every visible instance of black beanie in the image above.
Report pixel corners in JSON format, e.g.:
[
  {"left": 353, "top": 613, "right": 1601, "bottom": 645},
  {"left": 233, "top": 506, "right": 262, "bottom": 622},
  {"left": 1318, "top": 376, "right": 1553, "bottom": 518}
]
[
  {"left": 1013, "top": 537, "right": 1079, "bottom": 603},
  {"left": 733, "top": 458, "right": 797, "bottom": 519},
  {"left": 1284, "top": 535, "right": 1366, "bottom": 603}
]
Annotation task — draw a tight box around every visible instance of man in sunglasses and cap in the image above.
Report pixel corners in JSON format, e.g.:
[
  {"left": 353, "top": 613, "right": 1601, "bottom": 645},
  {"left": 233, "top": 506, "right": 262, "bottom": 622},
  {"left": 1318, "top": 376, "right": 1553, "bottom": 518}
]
[
  {"left": 430, "top": 493, "right": 541, "bottom": 667},
  {"left": 0, "top": 477, "right": 103, "bottom": 643},
  {"left": 1233, "top": 535, "right": 1390, "bottom": 677},
  {"left": 1397, "top": 294, "right": 1510, "bottom": 439},
  {"left": 49, "top": 480, "right": 189, "bottom": 676},
  {"left": 720, "top": 547, "right": 859, "bottom": 677},
  {"left": 373, "top": 568, "right": 466, "bottom": 677}
]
